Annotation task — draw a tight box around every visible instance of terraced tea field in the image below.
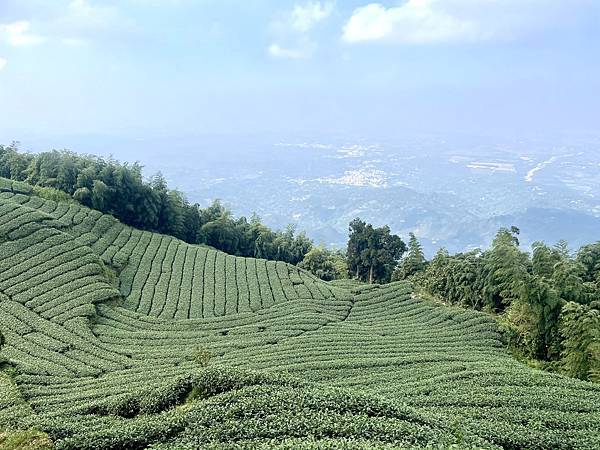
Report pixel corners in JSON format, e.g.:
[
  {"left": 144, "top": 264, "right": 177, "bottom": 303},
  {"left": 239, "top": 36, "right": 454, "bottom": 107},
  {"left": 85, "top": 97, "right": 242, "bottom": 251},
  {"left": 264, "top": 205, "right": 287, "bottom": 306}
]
[{"left": 1, "top": 177, "right": 599, "bottom": 449}]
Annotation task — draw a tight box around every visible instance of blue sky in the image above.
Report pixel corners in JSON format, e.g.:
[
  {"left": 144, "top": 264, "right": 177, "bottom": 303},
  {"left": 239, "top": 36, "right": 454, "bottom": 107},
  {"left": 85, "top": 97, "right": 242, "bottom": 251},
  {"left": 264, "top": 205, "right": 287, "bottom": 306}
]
[{"left": 1, "top": 0, "right": 599, "bottom": 140}]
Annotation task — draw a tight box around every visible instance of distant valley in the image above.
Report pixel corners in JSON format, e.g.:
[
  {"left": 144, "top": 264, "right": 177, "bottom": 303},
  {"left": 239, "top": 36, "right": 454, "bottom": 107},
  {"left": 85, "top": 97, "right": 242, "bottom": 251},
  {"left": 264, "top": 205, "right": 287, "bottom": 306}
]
[{"left": 19, "top": 132, "right": 600, "bottom": 255}]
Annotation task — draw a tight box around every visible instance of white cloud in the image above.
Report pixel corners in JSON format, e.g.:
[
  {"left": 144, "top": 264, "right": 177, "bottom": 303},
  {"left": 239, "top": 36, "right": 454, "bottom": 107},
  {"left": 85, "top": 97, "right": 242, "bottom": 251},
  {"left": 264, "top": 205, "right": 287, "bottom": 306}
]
[
  {"left": 0, "top": 58, "right": 7, "bottom": 71},
  {"left": 268, "top": 2, "right": 333, "bottom": 60},
  {"left": 0, "top": 2, "right": 128, "bottom": 49},
  {"left": 342, "top": 0, "right": 592, "bottom": 44},
  {"left": 290, "top": 1, "right": 334, "bottom": 32},
  {"left": 268, "top": 42, "right": 314, "bottom": 59},
  {"left": 51, "top": 0, "right": 131, "bottom": 45},
  {"left": 0, "top": 21, "right": 45, "bottom": 46}
]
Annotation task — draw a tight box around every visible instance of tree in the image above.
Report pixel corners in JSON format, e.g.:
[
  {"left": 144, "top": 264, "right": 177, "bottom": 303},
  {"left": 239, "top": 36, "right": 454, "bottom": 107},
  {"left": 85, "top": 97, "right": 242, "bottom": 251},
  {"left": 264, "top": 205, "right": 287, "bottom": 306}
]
[
  {"left": 421, "top": 247, "right": 451, "bottom": 297},
  {"left": 151, "top": 173, "right": 183, "bottom": 237},
  {"left": 552, "top": 259, "right": 586, "bottom": 304},
  {"left": 182, "top": 205, "right": 202, "bottom": 244},
  {"left": 503, "top": 275, "right": 562, "bottom": 360},
  {"left": 298, "top": 246, "right": 348, "bottom": 281},
  {"left": 347, "top": 218, "right": 368, "bottom": 279},
  {"left": 559, "top": 301, "right": 600, "bottom": 381},
  {"left": 532, "top": 241, "right": 563, "bottom": 279},
  {"left": 393, "top": 232, "right": 426, "bottom": 280},
  {"left": 421, "top": 248, "right": 485, "bottom": 309},
  {"left": 0, "top": 142, "right": 31, "bottom": 180},
  {"left": 91, "top": 179, "right": 109, "bottom": 211},
  {"left": 347, "top": 218, "right": 406, "bottom": 283},
  {"left": 200, "top": 218, "right": 241, "bottom": 255},
  {"left": 576, "top": 242, "right": 600, "bottom": 283},
  {"left": 271, "top": 225, "right": 313, "bottom": 265},
  {"left": 481, "top": 227, "right": 530, "bottom": 311}
]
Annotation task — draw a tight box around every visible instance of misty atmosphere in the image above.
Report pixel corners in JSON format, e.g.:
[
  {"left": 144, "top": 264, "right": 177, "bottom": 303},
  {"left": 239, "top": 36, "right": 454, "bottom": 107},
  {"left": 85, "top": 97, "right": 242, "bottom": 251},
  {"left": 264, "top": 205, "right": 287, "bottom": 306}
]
[
  {"left": 1, "top": 2, "right": 599, "bottom": 449},
  {"left": 18, "top": 131, "right": 600, "bottom": 256}
]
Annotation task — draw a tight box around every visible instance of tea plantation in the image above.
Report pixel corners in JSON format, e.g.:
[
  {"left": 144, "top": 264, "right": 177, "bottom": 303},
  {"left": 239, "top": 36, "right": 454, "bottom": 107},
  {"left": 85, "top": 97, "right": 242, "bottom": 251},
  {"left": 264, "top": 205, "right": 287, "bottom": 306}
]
[{"left": 0, "top": 177, "right": 599, "bottom": 449}]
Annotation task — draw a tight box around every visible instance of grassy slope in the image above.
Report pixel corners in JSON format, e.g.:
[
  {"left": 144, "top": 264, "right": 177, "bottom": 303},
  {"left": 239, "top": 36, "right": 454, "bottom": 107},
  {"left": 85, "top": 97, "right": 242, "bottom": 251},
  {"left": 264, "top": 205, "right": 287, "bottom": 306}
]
[{"left": 0, "top": 177, "right": 599, "bottom": 449}]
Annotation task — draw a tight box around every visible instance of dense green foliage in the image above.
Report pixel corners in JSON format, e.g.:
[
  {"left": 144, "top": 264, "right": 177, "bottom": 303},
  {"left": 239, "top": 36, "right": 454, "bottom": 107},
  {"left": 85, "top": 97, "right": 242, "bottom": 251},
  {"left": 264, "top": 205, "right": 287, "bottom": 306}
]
[
  {"left": 559, "top": 301, "right": 600, "bottom": 381},
  {"left": 1, "top": 181, "right": 599, "bottom": 449},
  {"left": 396, "top": 228, "right": 600, "bottom": 382},
  {"left": 298, "top": 246, "right": 348, "bottom": 281},
  {"left": 393, "top": 232, "right": 427, "bottom": 281},
  {"left": 347, "top": 218, "right": 406, "bottom": 283},
  {"left": 0, "top": 144, "right": 313, "bottom": 264}
]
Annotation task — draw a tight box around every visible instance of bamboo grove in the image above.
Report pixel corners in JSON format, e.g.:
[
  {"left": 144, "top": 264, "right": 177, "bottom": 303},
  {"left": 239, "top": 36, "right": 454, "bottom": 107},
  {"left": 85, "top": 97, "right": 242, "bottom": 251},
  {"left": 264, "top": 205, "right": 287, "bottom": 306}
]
[{"left": 394, "top": 228, "right": 600, "bottom": 383}]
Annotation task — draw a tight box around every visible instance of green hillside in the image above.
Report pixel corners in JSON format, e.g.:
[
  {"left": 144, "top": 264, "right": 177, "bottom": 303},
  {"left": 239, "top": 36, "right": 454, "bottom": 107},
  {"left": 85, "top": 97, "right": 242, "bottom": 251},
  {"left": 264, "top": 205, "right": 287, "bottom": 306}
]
[{"left": 1, "top": 177, "right": 599, "bottom": 450}]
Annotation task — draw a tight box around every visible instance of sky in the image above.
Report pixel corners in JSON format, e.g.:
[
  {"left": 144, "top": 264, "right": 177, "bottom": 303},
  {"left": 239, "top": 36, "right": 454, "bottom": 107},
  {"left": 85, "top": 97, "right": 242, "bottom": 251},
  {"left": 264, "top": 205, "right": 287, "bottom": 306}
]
[{"left": 1, "top": 0, "right": 599, "bottom": 142}]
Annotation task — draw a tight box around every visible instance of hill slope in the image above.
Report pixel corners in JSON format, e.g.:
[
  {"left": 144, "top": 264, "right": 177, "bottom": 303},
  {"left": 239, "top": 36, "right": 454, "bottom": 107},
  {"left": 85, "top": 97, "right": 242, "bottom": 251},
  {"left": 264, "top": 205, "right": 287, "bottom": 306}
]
[{"left": 0, "top": 178, "right": 599, "bottom": 449}]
